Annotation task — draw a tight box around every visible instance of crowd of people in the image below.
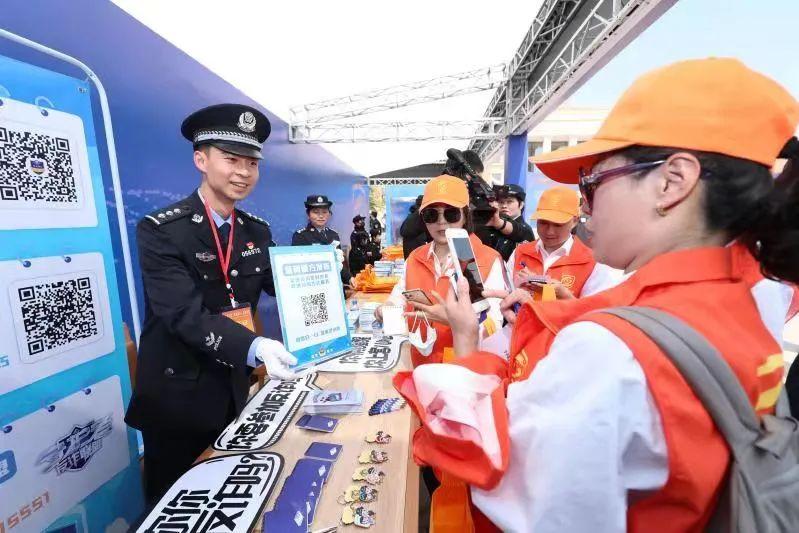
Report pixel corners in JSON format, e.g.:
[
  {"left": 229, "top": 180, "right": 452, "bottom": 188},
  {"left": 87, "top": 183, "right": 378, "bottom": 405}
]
[
  {"left": 125, "top": 56, "right": 799, "bottom": 531},
  {"left": 387, "top": 58, "right": 799, "bottom": 532}
]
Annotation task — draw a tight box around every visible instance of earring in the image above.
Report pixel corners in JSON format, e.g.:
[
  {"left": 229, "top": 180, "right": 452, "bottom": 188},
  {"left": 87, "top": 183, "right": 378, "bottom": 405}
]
[{"left": 656, "top": 205, "right": 668, "bottom": 217}]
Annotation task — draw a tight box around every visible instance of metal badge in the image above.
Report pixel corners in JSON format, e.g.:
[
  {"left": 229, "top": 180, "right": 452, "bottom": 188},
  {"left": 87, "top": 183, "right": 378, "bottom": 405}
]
[
  {"left": 365, "top": 431, "right": 391, "bottom": 444},
  {"left": 192, "top": 214, "right": 204, "bottom": 224},
  {"left": 238, "top": 111, "right": 256, "bottom": 133},
  {"left": 358, "top": 450, "right": 388, "bottom": 464},
  {"left": 352, "top": 466, "right": 385, "bottom": 485},
  {"left": 341, "top": 505, "right": 376, "bottom": 528},
  {"left": 195, "top": 251, "right": 217, "bottom": 263}
]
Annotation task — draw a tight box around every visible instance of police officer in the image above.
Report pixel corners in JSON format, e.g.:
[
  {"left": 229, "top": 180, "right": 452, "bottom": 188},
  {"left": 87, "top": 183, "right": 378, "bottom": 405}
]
[
  {"left": 369, "top": 210, "right": 383, "bottom": 239},
  {"left": 292, "top": 195, "right": 352, "bottom": 287},
  {"left": 351, "top": 214, "right": 367, "bottom": 248},
  {"left": 484, "top": 184, "right": 536, "bottom": 260},
  {"left": 125, "top": 104, "right": 297, "bottom": 504}
]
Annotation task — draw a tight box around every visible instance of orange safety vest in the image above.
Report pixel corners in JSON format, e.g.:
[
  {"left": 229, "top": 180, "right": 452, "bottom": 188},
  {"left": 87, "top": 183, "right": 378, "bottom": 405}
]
[
  {"left": 512, "top": 237, "right": 597, "bottom": 296},
  {"left": 404, "top": 234, "right": 500, "bottom": 368},
  {"left": 397, "top": 246, "right": 783, "bottom": 532}
]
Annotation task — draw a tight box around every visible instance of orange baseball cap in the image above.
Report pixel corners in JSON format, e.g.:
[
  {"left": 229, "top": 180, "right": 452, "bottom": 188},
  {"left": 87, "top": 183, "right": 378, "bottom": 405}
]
[
  {"left": 420, "top": 175, "right": 469, "bottom": 209},
  {"left": 531, "top": 58, "right": 799, "bottom": 183},
  {"left": 531, "top": 186, "right": 580, "bottom": 223}
]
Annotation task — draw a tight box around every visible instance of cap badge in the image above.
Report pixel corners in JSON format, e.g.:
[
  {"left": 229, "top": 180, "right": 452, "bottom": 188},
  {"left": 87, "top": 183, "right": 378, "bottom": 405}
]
[
  {"left": 437, "top": 182, "right": 447, "bottom": 194},
  {"left": 238, "top": 111, "right": 256, "bottom": 133},
  {"left": 317, "top": 196, "right": 323, "bottom": 202}
]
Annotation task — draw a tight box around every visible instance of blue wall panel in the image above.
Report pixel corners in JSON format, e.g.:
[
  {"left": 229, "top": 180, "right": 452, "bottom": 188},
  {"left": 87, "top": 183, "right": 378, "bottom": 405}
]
[{"left": 0, "top": 1, "right": 368, "bottom": 340}]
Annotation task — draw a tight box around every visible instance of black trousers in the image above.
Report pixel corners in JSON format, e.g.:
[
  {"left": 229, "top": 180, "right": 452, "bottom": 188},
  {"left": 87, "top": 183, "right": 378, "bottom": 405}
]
[{"left": 141, "top": 428, "right": 220, "bottom": 505}]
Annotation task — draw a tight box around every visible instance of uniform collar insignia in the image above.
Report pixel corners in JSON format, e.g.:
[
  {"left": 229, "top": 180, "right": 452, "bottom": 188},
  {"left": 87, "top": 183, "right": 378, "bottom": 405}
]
[
  {"left": 196, "top": 251, "right": 216, "bottom": 262},
  {"left": 192, "top": 214, "right": 204, "bottom": 224}
]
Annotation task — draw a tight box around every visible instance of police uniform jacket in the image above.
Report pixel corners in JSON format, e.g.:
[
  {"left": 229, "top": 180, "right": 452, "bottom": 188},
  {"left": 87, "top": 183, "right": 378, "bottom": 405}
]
[
  {"left": 291, "top": 223, "right": 352, "bottom": 284},
  {"left": 125, "top": 191, "right": 276, "bottom": 434}
]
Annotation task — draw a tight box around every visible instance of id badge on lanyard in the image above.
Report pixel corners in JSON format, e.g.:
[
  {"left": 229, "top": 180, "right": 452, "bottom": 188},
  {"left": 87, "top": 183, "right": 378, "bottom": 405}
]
[{"left": 204, "top": 201, "right": 255, "bottom": 332}]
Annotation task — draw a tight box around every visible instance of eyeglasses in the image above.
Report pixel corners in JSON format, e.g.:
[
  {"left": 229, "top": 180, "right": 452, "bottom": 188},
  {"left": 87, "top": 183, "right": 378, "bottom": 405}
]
[
  {"left": 420, "top": 206, "right": 462, "bottom": 224},
  {"left": 578, "top": 160, "right": 666, "bottom": 212}
]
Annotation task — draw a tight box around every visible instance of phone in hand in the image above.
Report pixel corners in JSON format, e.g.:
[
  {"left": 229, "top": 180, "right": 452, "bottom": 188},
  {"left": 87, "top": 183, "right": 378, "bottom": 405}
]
[
  {"left": 445, "top": 228, "right": 490, "bottom": 313},
  {"left": 402, "top": 288, "right": 433, "bottom": 306}
]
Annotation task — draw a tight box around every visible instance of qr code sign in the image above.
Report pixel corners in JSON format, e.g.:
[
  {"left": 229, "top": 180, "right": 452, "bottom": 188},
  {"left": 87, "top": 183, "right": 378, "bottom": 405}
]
[
  {"left": 0, "top": 126, "right": 78, "bottom": 204},
  {"left": 301, "top": 293, "right": 329, "bottom": 326},
  {"left": 16, "top": 275, "right": 99, "bottom": 359}
]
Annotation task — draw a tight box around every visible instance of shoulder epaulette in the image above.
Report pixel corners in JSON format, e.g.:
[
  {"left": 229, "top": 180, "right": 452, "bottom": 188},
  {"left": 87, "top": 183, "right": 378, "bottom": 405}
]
[
  {"left": 144, "top": 203, "right": 192, "bottom": 226},
  {"left": 239, "top": 210, "right": 270, "bottom": 227}
]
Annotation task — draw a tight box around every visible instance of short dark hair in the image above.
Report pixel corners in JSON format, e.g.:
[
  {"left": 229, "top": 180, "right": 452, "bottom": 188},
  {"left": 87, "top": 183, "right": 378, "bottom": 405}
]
[{"left": 619, "top": 144, "right": 799, "bottom": 283}]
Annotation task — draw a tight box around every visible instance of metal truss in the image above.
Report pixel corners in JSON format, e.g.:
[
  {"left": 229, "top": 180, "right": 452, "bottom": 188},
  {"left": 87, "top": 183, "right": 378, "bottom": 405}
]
[
  {"left": 290, "top": 64, "right": 506, "bottom": 125},
  {"left": 290, "top": 118, "right": 506, "bottom": 144},
  {"left": 469, "top": 0, "right": 676, "bottom": 161},
  {"left": 367, "top": 177, "right": 432, "bottom": 186}
]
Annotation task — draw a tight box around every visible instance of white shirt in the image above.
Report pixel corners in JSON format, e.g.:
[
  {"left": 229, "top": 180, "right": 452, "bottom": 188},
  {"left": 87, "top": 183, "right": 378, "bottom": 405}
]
[
  {"left": 386, "top": 242, "right": 507, "bottom": 337},
  {"left": 506, "top": 236, "right": 626, "bottom": 297}
]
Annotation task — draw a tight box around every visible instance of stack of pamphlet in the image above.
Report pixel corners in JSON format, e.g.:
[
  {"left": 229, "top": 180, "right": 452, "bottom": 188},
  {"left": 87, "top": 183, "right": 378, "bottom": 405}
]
[{"left": 303, "top": 389, "right": 364, "bottom": 415}]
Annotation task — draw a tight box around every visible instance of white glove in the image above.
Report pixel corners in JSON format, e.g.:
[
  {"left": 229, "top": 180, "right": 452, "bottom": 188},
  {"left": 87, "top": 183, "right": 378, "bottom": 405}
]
[
  {"left": 256, "top": 338, "right": 298, "bottom": 380},
  {"left": 332, "top": 241, "right": 345, "bottom": 272}
]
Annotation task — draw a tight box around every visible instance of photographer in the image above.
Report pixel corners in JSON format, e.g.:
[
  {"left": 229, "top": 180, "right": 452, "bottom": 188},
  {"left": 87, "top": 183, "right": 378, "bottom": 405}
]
[
  {"left": 399, "top": 194, "right": 429, "bottom": 258},
  {"left": 487, "top": 184, "right": 535, "bottom": 260},
  {"left": 443, "top": 149, "right": 532, "bottom": 260}
]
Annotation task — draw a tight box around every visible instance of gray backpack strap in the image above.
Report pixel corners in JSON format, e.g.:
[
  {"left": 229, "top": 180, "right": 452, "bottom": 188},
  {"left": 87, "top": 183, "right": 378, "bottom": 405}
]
[{"left": 596, "top": 306, "right": 761, "bottom": 453}]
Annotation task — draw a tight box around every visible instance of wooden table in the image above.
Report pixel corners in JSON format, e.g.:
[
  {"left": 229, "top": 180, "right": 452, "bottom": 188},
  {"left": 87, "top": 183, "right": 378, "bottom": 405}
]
[{"left": 199, "top": 292, "right": 419, "bottom": 533}]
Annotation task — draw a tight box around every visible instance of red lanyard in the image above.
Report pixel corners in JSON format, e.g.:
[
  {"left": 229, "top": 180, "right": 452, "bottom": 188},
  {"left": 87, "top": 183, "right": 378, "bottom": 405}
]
[{"left": 202, "top": 201, "right": 237, "bottom": 306}]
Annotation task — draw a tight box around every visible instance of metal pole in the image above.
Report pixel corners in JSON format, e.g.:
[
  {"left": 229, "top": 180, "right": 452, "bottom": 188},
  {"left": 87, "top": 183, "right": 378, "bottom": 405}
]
[{"left": 0, "top": 28, "right": 142, "bottom": 343}]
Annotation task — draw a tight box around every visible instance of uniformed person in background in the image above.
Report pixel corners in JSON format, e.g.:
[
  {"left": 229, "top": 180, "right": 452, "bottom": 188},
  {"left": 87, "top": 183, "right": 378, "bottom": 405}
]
[
  {"left": 292, "top": 195, "right": 352, "bottom": 289},
  {"left": 125, "top": 103, "right": 297, "bottom": 504},
  {"left": 490, "top": 183, "right": 536, "bottom": 260},
  {"left": 351, "top": 214, "right": 367, "bottom": 248},
  {"left": 369, "top": 209, "right": 383, "bottom": 239}
]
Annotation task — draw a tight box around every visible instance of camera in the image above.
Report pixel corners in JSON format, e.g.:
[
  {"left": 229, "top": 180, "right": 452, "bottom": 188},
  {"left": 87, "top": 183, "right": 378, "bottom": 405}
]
[{"left": 443, "top": 148, "right": 497, "bottom": 226}]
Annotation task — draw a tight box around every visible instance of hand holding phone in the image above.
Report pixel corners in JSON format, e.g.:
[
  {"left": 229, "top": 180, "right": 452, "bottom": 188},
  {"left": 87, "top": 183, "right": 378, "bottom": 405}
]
[
  {"left": 402, "top": 288, "right": 433, "bottom": 306},
  {"left": 445, "top": 228, "right": 490, "bottom": 313}
]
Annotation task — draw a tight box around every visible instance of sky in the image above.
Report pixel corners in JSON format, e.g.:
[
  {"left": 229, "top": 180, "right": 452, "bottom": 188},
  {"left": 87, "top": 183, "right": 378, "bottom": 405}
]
[{"left": 112, "top": 0, "right": 799, "bottom": 176}]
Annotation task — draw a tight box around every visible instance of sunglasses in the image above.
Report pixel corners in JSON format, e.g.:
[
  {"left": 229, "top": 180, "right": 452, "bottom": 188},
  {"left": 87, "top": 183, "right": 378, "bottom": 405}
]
[
  {"left": 420, "top": 206, "right": 463, "bottom": 224},
  {"left": 578, "top": 160, "right": 665, "bottom": 212}
]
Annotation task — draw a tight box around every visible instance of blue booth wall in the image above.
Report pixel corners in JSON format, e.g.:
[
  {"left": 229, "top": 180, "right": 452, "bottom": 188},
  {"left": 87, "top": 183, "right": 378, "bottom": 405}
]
[{"left": 0, "top": 1, "right": 369, "bottom": 341}]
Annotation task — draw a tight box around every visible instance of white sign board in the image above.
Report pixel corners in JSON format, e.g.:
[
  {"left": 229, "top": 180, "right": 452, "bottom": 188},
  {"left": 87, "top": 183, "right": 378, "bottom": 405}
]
[
  {"left": 270, "top": 245, "right": 352, "bottom": 369},
  {"left": 0, "top": 253, "right": 115, "bottom": 396},
  {"left": 137, "top": 452, "right": 284, "bottom": 533},
  {"left": 0, "top": 375, "right": 130, "bottom": 533},
  {"left": 214, "top": 373, "right": 320, "bottom": 451},
  {"left": 0, "top": 97, "right": 97, "bottom": 230},
  {"left": 316, "top": 334, "right": 403, "bottom": 373}
]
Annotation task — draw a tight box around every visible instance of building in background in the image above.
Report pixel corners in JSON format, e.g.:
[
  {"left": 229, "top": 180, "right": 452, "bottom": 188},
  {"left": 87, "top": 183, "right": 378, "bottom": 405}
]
[{"left": 484, "top": 105, "right": 609, "bottom": 213}]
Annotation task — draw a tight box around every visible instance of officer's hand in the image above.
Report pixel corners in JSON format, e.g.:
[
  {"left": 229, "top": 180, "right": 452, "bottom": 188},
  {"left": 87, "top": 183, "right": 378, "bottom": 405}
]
[{"left": 256, "top": 339, "right": 298, "bottom": 381}]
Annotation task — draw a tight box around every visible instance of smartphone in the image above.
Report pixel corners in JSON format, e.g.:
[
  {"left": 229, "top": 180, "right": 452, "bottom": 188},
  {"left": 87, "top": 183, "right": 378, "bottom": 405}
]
[
  {"left": 445, "top": 228, "right": 490, "bottom": 313},
  {"left": 523, "top": 275, "right": 549, "bottom": 286},
  {"left": 402, "top": 288, "right": 433, "bottom": 306}
]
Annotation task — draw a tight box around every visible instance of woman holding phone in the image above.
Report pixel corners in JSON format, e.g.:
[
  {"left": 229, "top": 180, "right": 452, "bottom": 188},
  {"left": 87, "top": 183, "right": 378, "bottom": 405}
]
[
  {"left": 378, "top": 175, "right": 506, "bottom": 367},
  {"left": 394, "top": 59, "right": 799, "bottom": 531}
]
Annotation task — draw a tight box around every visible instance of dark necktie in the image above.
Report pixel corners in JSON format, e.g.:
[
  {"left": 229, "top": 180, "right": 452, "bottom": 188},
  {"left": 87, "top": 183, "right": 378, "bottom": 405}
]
[{"left": 218, "top": 222, "right": 231, "bottom": 244}]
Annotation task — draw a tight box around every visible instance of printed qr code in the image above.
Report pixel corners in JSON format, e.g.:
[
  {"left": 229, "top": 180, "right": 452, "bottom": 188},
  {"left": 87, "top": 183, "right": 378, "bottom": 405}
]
[
  {"left": 0, "top": 126, "right": 77, "bottom": 203},
  {"left": 301, "top": 292, "right": 329, "bottom": 327},
  {"left": 17, "top": 276, "right": 98, "bottom": 357}
]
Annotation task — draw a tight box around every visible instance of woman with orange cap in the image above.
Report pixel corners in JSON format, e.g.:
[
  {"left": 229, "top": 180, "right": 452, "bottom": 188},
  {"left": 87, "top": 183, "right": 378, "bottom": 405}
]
[
  {"left": 377, "top": 175, "right": 506, "bottom": 367},
  {"left": 508, "top": 185, "right": 624, "bottom": 298},
  {"left": 394, "top": 58, "right": 799, "bottom": 532}
]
